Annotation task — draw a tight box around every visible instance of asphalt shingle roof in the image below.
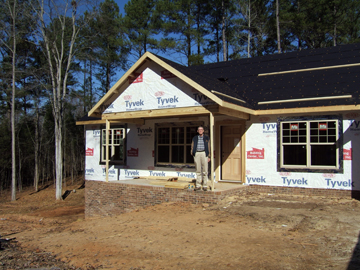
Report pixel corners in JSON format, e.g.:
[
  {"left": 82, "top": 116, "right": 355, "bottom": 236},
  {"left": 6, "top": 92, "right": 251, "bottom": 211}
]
[{"left": 158, "top": 43, "right": 360, "bottom": 110}]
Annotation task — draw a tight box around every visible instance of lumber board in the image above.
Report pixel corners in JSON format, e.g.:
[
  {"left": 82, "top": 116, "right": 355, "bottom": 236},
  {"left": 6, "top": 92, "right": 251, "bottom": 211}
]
[{"left": 164, "top": 183, "right": 189, "bottom": 189}]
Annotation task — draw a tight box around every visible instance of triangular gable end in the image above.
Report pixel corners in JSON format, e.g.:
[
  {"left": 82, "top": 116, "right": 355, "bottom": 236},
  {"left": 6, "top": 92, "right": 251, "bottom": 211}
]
[
  {"left": 88, "top": 52, "right": 223, "bottom": 118},
  {"left": 104, "top": 62, "right": 216, "bottom": 114}
]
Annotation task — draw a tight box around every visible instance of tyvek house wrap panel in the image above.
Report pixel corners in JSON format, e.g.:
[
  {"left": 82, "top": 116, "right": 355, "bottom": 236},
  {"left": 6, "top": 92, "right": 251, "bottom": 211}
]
[
  {"left": 245, "top": 115, "right": 359, "bottom": 191},
  {"left": 104, "top": 63, "right": 214, "bottom": 114},
  {"left": 84, "top": 129, "right": 118, "bottom": 181}
]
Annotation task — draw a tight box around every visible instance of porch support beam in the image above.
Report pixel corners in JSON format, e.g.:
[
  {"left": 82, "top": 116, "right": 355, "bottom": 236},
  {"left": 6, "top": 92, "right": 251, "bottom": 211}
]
[
  {"left": 210, "top": 112, "right": 215, "bottom": 191},
  {"left": 76, "top": 118, "right": 145, "bottom": 126},
  {"left": 218, "top": 106, "right": 250, "bottom": 120},
  {"left": 110, "top": 119, "right": 145, "bottom": 125},
  {"left": 102, "top": 105, "right": 219, "bottom": 120},
  {"left": 105, "top": 119, "right": 110, "bottom": 182}
]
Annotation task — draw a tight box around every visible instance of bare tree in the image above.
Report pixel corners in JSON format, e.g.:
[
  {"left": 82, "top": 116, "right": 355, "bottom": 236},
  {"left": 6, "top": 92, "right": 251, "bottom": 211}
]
[
  {"left": 31, "top": 0, "right": 96, "bottom": 200},
  {"left": 234, "top": 0, "right": 254, "bottom": 58},
  {"left": 10, "top": 0, "right": 17, "bottom": 201},
  {"left": 0, "top": 0, "right": 18, "bottom": 201}
]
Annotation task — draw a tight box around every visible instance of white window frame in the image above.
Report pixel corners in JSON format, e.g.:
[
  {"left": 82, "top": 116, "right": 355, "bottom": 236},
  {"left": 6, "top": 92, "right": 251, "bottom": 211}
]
[
  {"left": 280, "top": 119, "right": 339, "bottom": 170},
  {"left": 101, "top": 128, "right": 125, "bottom": 164}
]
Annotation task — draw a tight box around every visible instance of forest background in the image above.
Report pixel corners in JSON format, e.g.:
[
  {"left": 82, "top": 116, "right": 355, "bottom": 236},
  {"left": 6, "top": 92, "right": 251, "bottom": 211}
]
[{"left": 1, "top": 0, "right": 360, "bottom": 201}]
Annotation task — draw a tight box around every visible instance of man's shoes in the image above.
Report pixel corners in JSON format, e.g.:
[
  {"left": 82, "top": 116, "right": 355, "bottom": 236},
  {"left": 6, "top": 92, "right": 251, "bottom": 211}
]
[
  {"left": 194, "top": 187, "right": 201, "bottom": 191},
  {"left": 203, "top": 187, "right": 207, "bottom": 191}
]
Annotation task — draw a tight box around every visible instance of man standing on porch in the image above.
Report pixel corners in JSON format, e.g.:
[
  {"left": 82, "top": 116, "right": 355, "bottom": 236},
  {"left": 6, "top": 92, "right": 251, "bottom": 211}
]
[{"left": 191, "top": 126, "right": 211, "bottom": 191}]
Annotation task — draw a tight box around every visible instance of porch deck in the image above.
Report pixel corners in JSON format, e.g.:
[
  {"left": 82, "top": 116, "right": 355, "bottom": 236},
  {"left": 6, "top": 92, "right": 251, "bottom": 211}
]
[{"left": 110, "top": 177, "right": 244, "bottom": 192}]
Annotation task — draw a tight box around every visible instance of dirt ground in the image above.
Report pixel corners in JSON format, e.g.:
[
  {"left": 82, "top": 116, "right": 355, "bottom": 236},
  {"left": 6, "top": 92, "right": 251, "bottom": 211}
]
[{"left": 1, "top": 180, "right": 360, "bottom": 270}]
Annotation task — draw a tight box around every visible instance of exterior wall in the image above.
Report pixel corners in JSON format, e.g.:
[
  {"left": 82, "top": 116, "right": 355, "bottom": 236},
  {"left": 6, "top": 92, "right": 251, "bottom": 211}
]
[
  {"left": 244, "top": 112, "right": 360, "bottom": 191},
  {"left": 84, "top": 116, "right": 209, "bottom": 181}
]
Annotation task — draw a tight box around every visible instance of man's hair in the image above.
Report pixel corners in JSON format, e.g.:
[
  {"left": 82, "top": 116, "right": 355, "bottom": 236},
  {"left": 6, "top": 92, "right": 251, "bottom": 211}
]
[{"left": 197, "top": 126, "right": 204, "bottom": 131}]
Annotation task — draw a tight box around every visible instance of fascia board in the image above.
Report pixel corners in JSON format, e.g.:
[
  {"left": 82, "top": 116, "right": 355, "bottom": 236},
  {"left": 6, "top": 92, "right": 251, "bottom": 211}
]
[{"left": 254, "top": 104, "right": 360, "bottom": 115}]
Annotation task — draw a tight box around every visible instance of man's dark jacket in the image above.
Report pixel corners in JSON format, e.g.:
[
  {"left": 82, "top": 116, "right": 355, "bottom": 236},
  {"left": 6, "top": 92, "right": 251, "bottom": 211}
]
[{"left": 191, "top": 135, "right": 210, "bottom": 157}]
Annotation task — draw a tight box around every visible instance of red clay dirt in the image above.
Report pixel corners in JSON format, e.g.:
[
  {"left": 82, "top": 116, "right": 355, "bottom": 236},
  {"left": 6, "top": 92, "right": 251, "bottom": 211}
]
[{"left": 1, "top": 180, "right": 360, "bottom": 269}]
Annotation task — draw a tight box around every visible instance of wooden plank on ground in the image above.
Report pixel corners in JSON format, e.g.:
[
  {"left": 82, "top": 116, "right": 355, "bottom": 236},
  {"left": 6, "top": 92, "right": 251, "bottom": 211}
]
[{"left": 164, "top": 183, "right": 189, "bottom": 189}]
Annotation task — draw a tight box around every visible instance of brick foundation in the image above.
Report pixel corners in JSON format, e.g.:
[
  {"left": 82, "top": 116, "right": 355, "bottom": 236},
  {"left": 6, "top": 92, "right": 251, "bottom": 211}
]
[
  {"left": 85, "top": 180, "right": 360, "bottom": 218},
  {"left": 246, "top": 184, "right": 360, "bottom": 199},
  {"left": 85, "top": 180, "right": 245, "bottom": 218}
]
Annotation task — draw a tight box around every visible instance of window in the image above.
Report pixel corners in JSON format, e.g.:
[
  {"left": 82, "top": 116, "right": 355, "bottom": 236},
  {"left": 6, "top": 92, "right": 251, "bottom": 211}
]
[
  {"left": 280, "top": 119, "right": 340, "bottom": 170},
  {"left": 156, "top": 125, "right": 198, "bottom": 165},
  {"left": 101, "top": 128, "right": 125, "bottom": 164}
]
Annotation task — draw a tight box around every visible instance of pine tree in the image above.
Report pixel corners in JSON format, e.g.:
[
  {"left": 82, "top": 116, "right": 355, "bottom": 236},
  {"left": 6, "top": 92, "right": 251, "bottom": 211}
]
[
  {"left": 90, "top": 0, "right": 129, "bottom": 94},
  {"left": 157, "top": 0, "right": 208, "bottom": 66},
  {"left": 123, "top": 0, "right": 161, "bottom": 59}
]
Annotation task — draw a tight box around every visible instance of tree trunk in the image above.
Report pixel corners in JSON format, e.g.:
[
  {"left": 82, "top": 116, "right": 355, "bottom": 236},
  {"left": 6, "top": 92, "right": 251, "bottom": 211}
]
[
  {"left": 17, "top": 140, "right": 22, "bottom": 192},
  {"left": 276, "top": 0, "right": 281, "bottom": 53},
  {"left": 63, "top": 111, "right": 66, "bottom": 190},
  {"left": 333, "top": 5, "right": 337, "bottom": 46},
  {"left": 10, "top": 0, "right": 17, "bottom": 201},
  {"left": 216, "top": 27, "right": 220, "bottom": 62},
  {"left": 247, "top": 0, "right": 251, "bottom": 58},
  {"left": 55, "top": 116, "right": 62, "bottom": 200},
  {"left": 222, "top": 0, "right": 227, "bottom": 61},
  {"left": 34, "top": 106, "right": 39, "bottom": 192}
]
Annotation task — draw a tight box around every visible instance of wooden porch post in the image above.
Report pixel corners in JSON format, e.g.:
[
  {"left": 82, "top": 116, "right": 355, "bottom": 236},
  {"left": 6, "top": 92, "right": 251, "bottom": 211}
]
[
  {"left": 210, "top": 112, "right": 215, "bottom": 191},
  {"left": 105, "top": 119, "right": 110, "bottom": 182}
]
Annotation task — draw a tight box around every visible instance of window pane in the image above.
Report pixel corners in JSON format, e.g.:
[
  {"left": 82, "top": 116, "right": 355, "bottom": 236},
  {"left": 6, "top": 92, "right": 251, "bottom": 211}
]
[
  {"left": 328, "top": 129, "right": 336, "bottom": 135},
  {"left": 283, "top": 123, "right": 289, "bottom": 129},
  {"left": 311, "top": 145, "right": 336, "bottom": 166},
  {"left": 328, "top": 136, "right": 336, "bottom": 142},
  {"left": 186, "top": 145, "right": 194, "bottom": 163},
  {"left": 283, "top": 136, "right": 290, "bottom": 143},
  {"left": 328, "top": 121, "right": 335, "bottom": 128},
  {"left": 114, "top": 145, "right": 123, "bottom": 161},
  {"left": 102, "top": 130, "right": 106, "bottom": 144},
  {"left": 310, "top": 136, "right": 318, "bottom": 143},
  {"left": 186, "top": 126, "right": 198, "bottom": 143},
  {"left": 158, "top": 146, "right": 170, "bottom": 162},
  {"left": 172, "top": 146, "right": 184, "bottom": 163},
  {"left": 102, "top": 130, "right": 112, "bottom": 144},
  {"left": 113, "top": 129, "right": 122, "bottom": 144},
  {"left": 283, "top": 145, "right": 306, "bottom": 165},
  {"left": 172, "top": 127, "right": 184, "bottom": 144},
  {"left": 291, "top": 136, "right": 298, "bottom": 143},
  {"left": 158, "top": 128, "right": 170, "bottom": 144},
  {"left": 102, "top": 146, "right": 106, "bottom": 161}
]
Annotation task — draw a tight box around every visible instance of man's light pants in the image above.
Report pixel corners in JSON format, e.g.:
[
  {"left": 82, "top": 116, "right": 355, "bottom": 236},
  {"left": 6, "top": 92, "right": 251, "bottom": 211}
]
[{"left": 194, "top": 151, "right": 208, "bottom": 188}]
